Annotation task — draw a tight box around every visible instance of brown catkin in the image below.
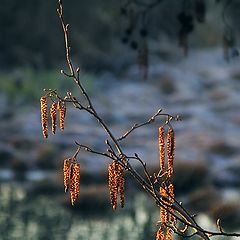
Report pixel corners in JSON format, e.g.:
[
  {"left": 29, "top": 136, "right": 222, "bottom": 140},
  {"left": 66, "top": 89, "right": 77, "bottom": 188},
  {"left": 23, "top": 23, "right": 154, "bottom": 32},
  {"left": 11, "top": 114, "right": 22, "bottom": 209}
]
[
  {"left": 70, "top": 162, "right": 80, "bottom": 206},
  {"left": 40, "top": 96, "right": 48, "bottom": 138},
  {"left": 58, "top": 101, "right": 66, "bottom": 131},
  {"left": 63, "top": 159, "right": 71, "bottom": 192},
  {"left": 167, "top": 128, "right": 175, "bottom": 177},
  {"left": 117, "top": 164, "right": 125, "bottom": 208},
  {"left": 156, "top": 227, "right": 165, "bottom": 240},
  {"left": 50, "top": 102, "right": 58, "bottom": 134},
  {"left": 160, "top": 187, "right": 168, "bottom": 224},
  {"left": 108, "top": 161, "right": 118, "bottom": 210},
  {"left": 168, "top": 183, "right": 175, "bottom": 223},
  {"left": 159, "top": 126, "right": 165, "bottom": 171},
  {"left": 166, "top": 227, "right": 173, "bottom": 240}
]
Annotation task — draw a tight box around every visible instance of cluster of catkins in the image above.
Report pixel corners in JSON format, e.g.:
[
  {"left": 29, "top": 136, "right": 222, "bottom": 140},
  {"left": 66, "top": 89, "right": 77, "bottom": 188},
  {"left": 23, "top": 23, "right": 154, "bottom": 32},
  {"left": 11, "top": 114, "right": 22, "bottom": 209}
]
[
  {"left": 156, "top": 127, "right": 175, "bottom": 240},
  {"left": 63, "top": 158, "right": 81, "bottom": 206},
  {"left": 40, "top": 96, "right": 66, "bottom": 138},
  {"left": 108, "top": 160, "right": 125, "bottom": 210}
]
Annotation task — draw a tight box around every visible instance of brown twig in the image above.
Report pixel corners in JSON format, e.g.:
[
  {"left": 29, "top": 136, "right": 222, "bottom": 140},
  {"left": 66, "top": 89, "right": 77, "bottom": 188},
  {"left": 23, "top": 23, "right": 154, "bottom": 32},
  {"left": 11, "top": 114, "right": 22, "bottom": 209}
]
[{"left": 117, "top": 109, "right": 179, "bottom": 141}]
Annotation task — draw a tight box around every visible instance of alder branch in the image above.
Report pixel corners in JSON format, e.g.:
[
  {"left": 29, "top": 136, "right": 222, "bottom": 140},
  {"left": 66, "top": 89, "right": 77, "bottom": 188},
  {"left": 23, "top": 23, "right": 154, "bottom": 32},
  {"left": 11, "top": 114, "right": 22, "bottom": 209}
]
[{"left": 51, "top": 1, "right": 240, "bottom": 239}]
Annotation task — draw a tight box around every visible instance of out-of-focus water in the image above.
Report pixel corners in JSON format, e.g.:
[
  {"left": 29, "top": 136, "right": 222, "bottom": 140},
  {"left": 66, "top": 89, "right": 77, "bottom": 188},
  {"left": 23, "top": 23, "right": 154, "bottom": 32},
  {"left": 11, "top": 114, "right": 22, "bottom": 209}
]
[
  {"left": 1, "top": 181, "right": 239, "bottom": 240},
  {"left": 0, "top": 183, "right": 157, "bottom": 240},
  {"left": 1, "top": 48, "right": 240, "bottom": 239}
]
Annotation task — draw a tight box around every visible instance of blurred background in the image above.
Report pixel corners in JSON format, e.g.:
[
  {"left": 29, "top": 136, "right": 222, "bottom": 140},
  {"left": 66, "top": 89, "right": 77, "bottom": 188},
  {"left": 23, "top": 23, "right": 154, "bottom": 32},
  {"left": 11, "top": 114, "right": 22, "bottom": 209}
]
[{"left": 1, "top": 0, "right": 240, "bottom": 239}]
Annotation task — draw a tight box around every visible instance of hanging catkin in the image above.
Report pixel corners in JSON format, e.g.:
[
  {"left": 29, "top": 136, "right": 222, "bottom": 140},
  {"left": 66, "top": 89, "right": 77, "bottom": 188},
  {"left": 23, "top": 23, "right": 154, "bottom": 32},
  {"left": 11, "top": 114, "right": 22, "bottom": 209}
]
[
  {"left": 108, "top": 161, "right": 118, "bottom": 210},
  {"left": 40, "top": 96, "right": 48, "bottom": 138},
  {"left": 160, "top": 186, "right": 168, "bottom": 224},
  {"left": 167, "top": 128, "right": 175, "bottom": 177},
  {"left": 50, "top": 102, "right": 58, "bottom": 134},
  {"left": 156, "top": 227, "right": 165, "bottom": 240},
  {"left": 159, "top": 126, "right": 165, "bottom": 172},
  {"left": 166, "top": 227, "right": 173, "bottom": 240},
  {"left": 118, "top": 164, "right": 125, "bottom": 208},
  {"left": 58, "top": 101, "right": 66, "bottom": 131},
  {"left": 63, "top": 158, "right": 71, "bottom": 192},
  {"left": 70, "top": 162, "right": 80, "bottom": 206},
  {"left": 168, "top": 183, "right": 175, "bottom": 223}
]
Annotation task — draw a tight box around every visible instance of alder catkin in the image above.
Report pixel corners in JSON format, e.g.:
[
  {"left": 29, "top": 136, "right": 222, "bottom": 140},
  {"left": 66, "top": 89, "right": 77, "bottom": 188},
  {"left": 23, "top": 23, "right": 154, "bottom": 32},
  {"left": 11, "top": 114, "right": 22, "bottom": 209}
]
[
  {"left": 50, "top": 102, "right": 58, "bottom": 134},
  {"left": 159, "top": 126, "right": 165, "bottom": 171},
  {"left": 160, "top": 187, "right": 168, "bottom": 224},
  {"left": 167, "top": 128, "right": 175, "bottom": 177},
  {"left": 117, "top": 164, "right": 125, "bottom": 208},
  {"left": 70, "top": 162, "right": 80, "bottom": 206},
  {"left": 156, "top": 227, "right": 165, "bottom": 240},
  {"left": 168, "top": 183, "right": 175, "bottom": 223},
  {"left": 166, "top": 227, "right": 173, "bottom": 240},
  {"left": 40, "top": 96, "right": 48, "bottom": 138},
  {"left": 58, "top": 101, "right": 66, "bottom": 131},
  {"left": 108, "top": 161, "right": 118, "bottom": 210},
  {"left": 63, "top": 158, "right": 71, "bottom": 192}
]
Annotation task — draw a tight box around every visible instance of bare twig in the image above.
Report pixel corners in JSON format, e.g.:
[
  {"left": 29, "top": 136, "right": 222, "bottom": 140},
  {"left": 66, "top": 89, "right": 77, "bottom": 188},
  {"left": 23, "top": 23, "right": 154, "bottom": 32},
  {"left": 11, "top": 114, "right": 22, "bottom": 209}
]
[{"left": 117, "top": 109, "right": 179, "bottom": 141}]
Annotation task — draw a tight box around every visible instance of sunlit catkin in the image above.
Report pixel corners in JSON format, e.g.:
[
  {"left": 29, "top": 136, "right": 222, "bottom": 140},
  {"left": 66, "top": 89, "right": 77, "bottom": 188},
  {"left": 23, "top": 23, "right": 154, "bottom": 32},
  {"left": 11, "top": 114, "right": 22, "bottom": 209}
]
[
  {"left": 166, "top": 227, "right": 173, "bottom": 240},
  {"left": 167, "top": 128, "right": 175, "bottom": 177},
  {"left": 50, "top": 102, "right": 58, "bottom": 134},
  {"left": 108, "top": 161, "right": 118, "bottom": 210},
  {"left": 117, "top": 164, "right": 125, "bottom": 208},
  {"left": 40, "top": 96, "right": 48, "bottom": 138},
  {"left": 58, "top": 101, "right": 66, "bottom": 131},
  {"left": 63, "top": 158, "right": 71, "bottom": 192},
  {"left": 160, "top": 187, "right": 168, "bottom": 224},
  {"left": 70, "top": 162, "right": 80, "bottom": 206},
  {"left": 159, "top": 126, "right": 165, "bottom": 171},
  {"left": 156, "top": 227, "right": 165, "bottom": 240},
  {"left": 168, "top": 183, "right": 175, "bottom": 223}
]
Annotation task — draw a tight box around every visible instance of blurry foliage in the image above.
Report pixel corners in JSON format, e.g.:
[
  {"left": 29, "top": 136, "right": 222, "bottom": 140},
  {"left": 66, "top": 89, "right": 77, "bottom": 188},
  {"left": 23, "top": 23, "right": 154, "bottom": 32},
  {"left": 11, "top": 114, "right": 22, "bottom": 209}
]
[
  {"left": 0, "top": 69, "right": 96, "bottom": 103},
  {"left": 0, "top": 0, "right": 118, "bottom": 71},
  {"left": 1, "top": 0, "right": 240, "bottom": 71}
]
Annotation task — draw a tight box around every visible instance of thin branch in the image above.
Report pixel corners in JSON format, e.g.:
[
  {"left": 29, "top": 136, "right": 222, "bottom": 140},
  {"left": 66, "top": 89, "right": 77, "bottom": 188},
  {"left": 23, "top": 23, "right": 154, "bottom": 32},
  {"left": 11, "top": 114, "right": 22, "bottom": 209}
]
[
  {"left": 75, "top": 142, "right": 112, "bottom": 160},
  {"left": 117, "top": 109, "right": 179, "bottom": 141}
]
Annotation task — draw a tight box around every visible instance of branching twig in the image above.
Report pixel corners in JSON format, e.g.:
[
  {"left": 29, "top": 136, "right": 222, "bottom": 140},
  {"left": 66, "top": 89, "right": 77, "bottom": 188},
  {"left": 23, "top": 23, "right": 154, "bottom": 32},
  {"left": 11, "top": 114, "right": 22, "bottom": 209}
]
[
  {"left": 75, "top": 142, "right": 112, "bottom": 160},
  {"left": 117, "top": 109, "right": 179, "bottom": 141}
]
